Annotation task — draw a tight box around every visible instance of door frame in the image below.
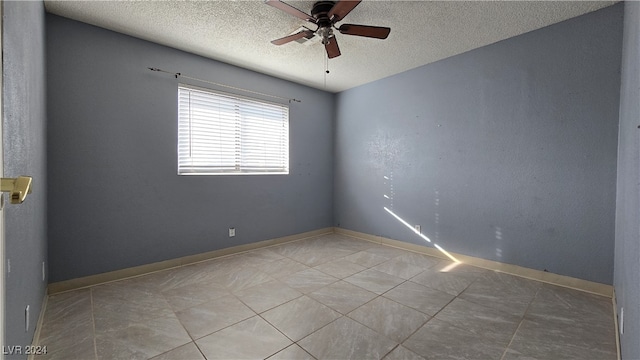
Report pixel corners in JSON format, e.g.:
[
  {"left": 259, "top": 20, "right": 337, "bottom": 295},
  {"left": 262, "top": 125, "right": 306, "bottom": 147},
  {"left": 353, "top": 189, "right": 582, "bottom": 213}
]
[{"left": 1, "top": 1, "right": 6, "bottom": 358}]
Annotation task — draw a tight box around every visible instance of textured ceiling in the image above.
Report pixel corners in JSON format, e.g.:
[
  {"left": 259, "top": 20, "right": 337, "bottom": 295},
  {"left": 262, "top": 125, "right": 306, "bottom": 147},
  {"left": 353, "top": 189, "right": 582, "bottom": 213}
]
[{"left": 44, "top": 0, "right": 616, "bottom": 93}]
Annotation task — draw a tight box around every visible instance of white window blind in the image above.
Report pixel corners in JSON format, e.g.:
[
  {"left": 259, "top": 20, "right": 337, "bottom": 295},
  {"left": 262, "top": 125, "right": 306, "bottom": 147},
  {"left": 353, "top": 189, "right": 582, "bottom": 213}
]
[{"left": 178, "top": 85, "right": 289, "bottom": 175}]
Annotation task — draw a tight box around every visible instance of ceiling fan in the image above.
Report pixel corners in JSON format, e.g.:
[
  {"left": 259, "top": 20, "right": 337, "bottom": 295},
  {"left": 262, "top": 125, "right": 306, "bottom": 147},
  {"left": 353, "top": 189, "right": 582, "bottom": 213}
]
[{"left": 265, "top": 0, "right": 391, "bottom": 59}]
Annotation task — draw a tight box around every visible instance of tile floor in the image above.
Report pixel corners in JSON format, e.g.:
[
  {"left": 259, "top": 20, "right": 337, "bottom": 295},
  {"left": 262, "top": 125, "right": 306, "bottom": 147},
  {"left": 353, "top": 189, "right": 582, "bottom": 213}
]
[{"left": 36, "top": 233, "right": 617, "bottom": 360}]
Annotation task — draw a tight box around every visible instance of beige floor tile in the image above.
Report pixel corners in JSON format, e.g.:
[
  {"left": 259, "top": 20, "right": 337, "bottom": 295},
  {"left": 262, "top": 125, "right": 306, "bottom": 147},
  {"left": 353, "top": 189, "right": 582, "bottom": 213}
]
[
  {"left": 348, "top": 297, "right": 430, "bottom": 343},
  {"left": 41, "top": 289, "right": 92, "bottom": 325},
  {"left": 410, "top": 266, "right": 482, "bottom": 296},
  {"left": 506, "top": 314, "right": 617, "bottom": 360},
  {"left": 383, "top": 346, "right": 425, "bottom": 360},
  {"left": 281, "top": 268, "right": 338, "bottom": 293},
  {"left": 267, "top": 344, "right": 315, "bottom": 360},
  {"left": 175, "top": 294, "right": 255, "bottom": 339},
  {"left": 261, "top": 296, "right": 341, "bottom": 341},
  {"left": 434, "top": 298, "right": 521, "bottom": 345},
  {"left": 394, "top": 252, "right": 441, "bottom": 269},
  {"left": 404, "top": 319, "right": 507, "bottom": 360},
  {"left": 383, "top": 281, "right": 454, "bottom": 316},
  {"left": 270, "top": 241, "right": 312, "bottom": 258},
  {"left": 299, "top": 316, "right": 397, "bottom": 360},
  {"left": 94, "top": 314, "right": 191, "bottom": 360},
  {"left": 234, "top": 279, "right": 302, "bottom": 313},
  {"left": 239, "top": 248, "right": 285, "bottom": 264},
  {"left": 39, "top": 315, "right": 94, "bottom": 359},
  {"left": 196, "top": 316, "right": 292, "bottom": 360},
  {"left": 92, "top": 282, "right": 174, "bottom": 324},
  {"left": 459, "top": 271, "right": 541, "bottom": 317},
  {"left": 142, "top": 266, "right": 209, "bottom": 293},
  {"left": 285, "top": 249, "right": 344, "bottom": 267},
  {"left": 343, "top": 269, "right": 404, "bottom": 295},
  {"left": 259, "top": 257, "right": 310, "bottom": 279},
  {"left": 527, "top": 283, "right": 614, "bottom": 325},
  {"left": 39, "top": 336, "right": 96, "bottom": 360},
  {"left": 212, "top": 266, "right": 274, "bottom": 292},
  {"left": 329, "top": 237, "right": 376, "bottom": 253},
  {"left": 309, "top": 280, "right": 377, "bottom": 314},
  {"left": 364, "top": 245, "right": 409, "bottom": 259},
  {"left": 39, "top": 290, "right": 94, "bottom": 346},
  {"left": 372, "top": 258, "right": 424, "bottom": 280},
  {"left": 313, "top": 258, "right": 366, "bottom": 279},
  {"left": 161, "top": 281, "right": 230, "bottom": 311},
  {"left": 149, "top": 342, "right": 205, "bottom": 360},
  {"left": 343, "top": 251, "right": 390, "bottom": 268}
]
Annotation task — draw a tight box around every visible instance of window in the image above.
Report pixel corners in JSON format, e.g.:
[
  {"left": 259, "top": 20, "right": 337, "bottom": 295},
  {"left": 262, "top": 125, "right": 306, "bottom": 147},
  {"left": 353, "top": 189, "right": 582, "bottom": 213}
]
[{"left": 178, "top": 85, "right": 289, "bottom": 175}]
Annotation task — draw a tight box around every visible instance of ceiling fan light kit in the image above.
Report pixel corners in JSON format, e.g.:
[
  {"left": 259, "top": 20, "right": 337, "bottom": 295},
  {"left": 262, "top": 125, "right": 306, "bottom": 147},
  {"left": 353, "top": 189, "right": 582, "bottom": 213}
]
[{"left": 265, "top": 0, "right": 390, "bottom": 59}]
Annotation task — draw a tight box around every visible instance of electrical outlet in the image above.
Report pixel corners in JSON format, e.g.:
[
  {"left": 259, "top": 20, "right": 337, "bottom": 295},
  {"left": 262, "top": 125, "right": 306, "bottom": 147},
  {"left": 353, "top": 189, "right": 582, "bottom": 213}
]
[
  {"left": 229, "top": 227, "right": 236, "bottom": 237},
  {"left": 620, "top": 307, "right": 624, "bottom": 335},
  {"left": 414, "top": 225, "right": 421, "bottom": 234}
]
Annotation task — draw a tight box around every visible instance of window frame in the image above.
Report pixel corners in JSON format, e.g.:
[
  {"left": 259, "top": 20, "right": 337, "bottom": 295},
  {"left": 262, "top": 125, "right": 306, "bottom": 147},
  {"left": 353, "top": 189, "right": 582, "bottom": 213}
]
[{"left": 177, "top": 84, "right": 290, "bottom": 176}]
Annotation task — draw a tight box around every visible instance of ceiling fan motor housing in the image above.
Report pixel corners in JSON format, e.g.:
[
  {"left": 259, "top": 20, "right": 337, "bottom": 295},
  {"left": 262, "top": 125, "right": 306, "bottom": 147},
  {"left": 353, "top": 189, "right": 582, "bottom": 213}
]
[{"left": 311, "top": 1, "right": 336, "bottom": 27}]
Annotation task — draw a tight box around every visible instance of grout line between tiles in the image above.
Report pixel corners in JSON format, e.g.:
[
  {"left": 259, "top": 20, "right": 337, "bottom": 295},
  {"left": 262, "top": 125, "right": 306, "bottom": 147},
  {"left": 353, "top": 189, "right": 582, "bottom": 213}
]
[
  {"left": 272, "top": 239, "right": 446, "bottom": 354},
  {"left": 256, "top": 311, "right": 296, "bottom": 343},
  {"left": 397, "top": 272, "right": 519, "bottom": 350},
  {"left": 408, "top": 268, "right": 481, "bottom": 322},
  {"left": 89, "top": 288, "right": 98, "bottom": 360},
  {"left": 189, "top": 296, "right": 256, "bottom": 342},
  {"left": 499, "top": 284, "right": 542, "bottom": 360},
  {"left": 192, "top": 341, "right": 208, "bottom": 360},
  {"left": 340, "top": 279, "right": 429, "bottom": 346},
  {"left": 380, "top": 344, "right": 401, "bottom": 359},
  {"left": 409, "top": 284, "right": 459, "bottom": 335},
  {"left": 290, "top": 314, "right": 344, "bottom": 357}
]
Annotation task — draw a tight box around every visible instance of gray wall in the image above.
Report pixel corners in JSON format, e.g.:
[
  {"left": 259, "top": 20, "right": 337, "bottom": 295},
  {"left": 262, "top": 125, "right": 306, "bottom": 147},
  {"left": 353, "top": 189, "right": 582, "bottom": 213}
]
[
  {"left": 46, "top": 15, "right": 334, "bottom": 282},
  {"left": 615, "top": 2, "right": 640, "bottom": 359},
  {"left": 334, "top": 4, "right": 622, "bottom": 284},
  {"left": 2, "top": 1, "right": 48, "bottom": 356}
]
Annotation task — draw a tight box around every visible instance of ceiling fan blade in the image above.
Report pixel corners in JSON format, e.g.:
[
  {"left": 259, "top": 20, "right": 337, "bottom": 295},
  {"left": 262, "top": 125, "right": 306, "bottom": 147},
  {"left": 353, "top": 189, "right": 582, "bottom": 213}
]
[
  {"left": 338, "top": 24, "right": 390, "bottom": 39},
  {"left": 264, "top": 0, "right": 316, "bottom": 23},
  {"left": 328, "top": 0, "right": 361, "bottom": 23},
  {"left": 325, "top": 36, "right": 341, "bottom": 59},
  {"left": 271, "top": 30, "right": 314, "bottom": 45}
]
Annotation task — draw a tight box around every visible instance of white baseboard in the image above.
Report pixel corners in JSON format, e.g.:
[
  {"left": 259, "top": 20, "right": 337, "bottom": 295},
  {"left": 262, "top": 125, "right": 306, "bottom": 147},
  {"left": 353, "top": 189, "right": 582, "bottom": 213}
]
[
  {"left": 48, "top": 227, "right": 333, "bottom": 294},
  {"left": 612, "top": 289, "right": 621, "bottom": 360},
  {"left": 334, "top": 227, "right": 614, "bottom": 298},
  {"left": 48, "top": 226, "right": 613, "bottom": 298},
  {"left": 28, "top": 291, "right": 48, "bottom": 360}
]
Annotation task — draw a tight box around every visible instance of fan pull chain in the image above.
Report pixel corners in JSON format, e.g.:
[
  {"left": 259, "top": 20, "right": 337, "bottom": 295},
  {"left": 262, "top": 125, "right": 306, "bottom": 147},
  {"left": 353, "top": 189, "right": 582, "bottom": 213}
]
[{"left": 324, "top": 50, "right": 330, "bottom": 89}]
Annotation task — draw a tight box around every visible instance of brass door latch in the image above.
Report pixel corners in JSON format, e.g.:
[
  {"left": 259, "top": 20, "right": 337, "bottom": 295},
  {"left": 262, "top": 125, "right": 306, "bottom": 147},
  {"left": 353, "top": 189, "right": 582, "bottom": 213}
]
[{"left": 1, "top": 176, "right": 33, "bottom": 204}]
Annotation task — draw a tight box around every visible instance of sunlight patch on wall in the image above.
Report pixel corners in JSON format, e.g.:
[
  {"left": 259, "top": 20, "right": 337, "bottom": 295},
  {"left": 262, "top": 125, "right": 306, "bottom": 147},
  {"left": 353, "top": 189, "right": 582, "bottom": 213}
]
[{"left": 383, "top": 206, "right": 461, "bottom": 265}]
